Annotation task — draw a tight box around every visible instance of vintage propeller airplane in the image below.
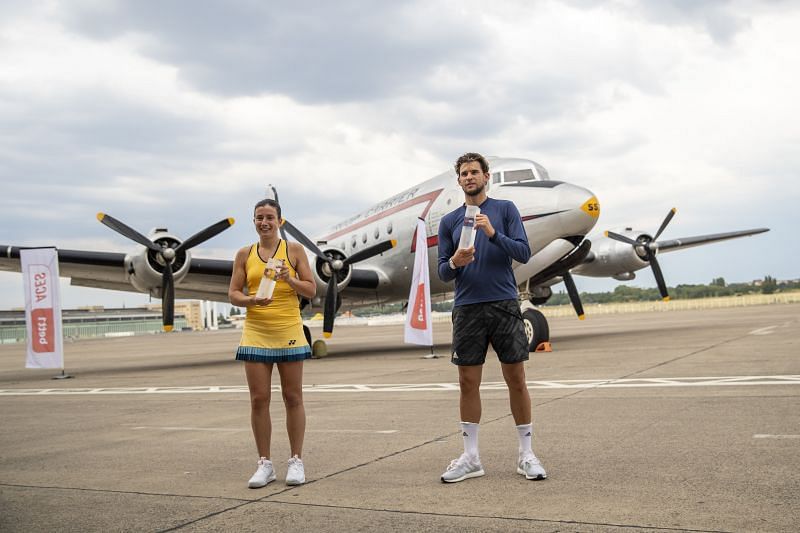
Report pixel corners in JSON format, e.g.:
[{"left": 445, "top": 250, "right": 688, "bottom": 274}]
[{"left": 1, "top": 156, "right": 768, "bottom": 352}]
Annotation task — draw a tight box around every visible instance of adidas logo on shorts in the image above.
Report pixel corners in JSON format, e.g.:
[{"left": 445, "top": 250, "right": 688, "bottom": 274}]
[{"left": 452, "top": 352, "right": 459, "bottom": 360}]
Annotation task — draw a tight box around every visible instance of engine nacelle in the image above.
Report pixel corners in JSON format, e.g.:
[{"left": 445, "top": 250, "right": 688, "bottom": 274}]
[
  {"left": 123, "top": 231, "right": 192, "bottom": 298},
  {"left": 571, "top": 230, "right": 654, "bottom": 278},
  {"left": 309, "top": 246, "right": 353, "bottom": 300}
]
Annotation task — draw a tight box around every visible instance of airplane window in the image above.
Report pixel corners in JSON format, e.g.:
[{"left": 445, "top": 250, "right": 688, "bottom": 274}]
[
  {"left": 533, "top": 162, "right": 550, "bottom": 180},
  {"left": 351, "top": 236, "right": 356, "bottom": 249},
  {"left": 387, "top": 221, "right": 393, "bottom": 234},
  {"left": 374, "top": 227, "right": 380, "bottom": 239},
  {"left": 362, "top": 232, "right": 367, "bottom": 243},
  {"left": 492, "top": 172, "right": 501, "bottom": 184},
  {"left": 504, "top": 169, "right": 535, "bottom": 182}
]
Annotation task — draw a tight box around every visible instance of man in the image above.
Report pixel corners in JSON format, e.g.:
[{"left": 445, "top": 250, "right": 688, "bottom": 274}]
[{"left": 437, "top": 152, "right": 547, "bottom": 483}]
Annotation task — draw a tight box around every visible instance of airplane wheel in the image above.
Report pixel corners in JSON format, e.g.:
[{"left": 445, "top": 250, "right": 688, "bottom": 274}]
[
  {"left": 303, "top": 325, "right": 312, "bottom": 347},
  {"left": 522, "top": 308, "right": 549, "bottom": 352},
  {"left": 312, "top": 339, "right": 328, "bottom": 358}
]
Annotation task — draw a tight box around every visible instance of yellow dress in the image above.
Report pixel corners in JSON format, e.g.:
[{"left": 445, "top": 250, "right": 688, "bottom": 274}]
[{"left": 235, "top": 240, "right": 312, "bottom": 362}]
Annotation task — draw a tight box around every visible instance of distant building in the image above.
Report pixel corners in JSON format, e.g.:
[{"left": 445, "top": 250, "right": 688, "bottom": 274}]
[{"left": 0, "top": 305, "right": 191, "bottom": 344}]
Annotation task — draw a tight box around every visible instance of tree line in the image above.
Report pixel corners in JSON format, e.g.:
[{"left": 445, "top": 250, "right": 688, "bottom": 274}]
[
  {"left": 543, "top": 275, "right": 795, "bottom": 306},
  {"left": 344, "top": 276, "right": 797, "bottom": 315}
]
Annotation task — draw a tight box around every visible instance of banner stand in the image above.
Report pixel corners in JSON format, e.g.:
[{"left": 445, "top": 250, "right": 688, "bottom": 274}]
[
  {"left": 422, "top": 345, "right": 439, "bottom": 359},
  {"left": 52, "top": 369, "right": 73, "bottom": 380}
]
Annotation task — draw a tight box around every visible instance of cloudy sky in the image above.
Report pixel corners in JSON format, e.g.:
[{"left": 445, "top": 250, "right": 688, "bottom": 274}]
[{"left": 1, "top": 0, "right": 797, "bottom": 309}]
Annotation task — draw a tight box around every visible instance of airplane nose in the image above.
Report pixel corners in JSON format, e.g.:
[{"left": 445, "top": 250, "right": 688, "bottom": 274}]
[{"left": 557, "top": 184, "right": 600, "bottom": 237}]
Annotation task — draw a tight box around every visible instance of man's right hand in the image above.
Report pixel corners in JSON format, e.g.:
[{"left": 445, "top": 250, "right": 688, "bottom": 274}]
[{"left": 452, "top": 247, "right": 475, "bottom": 267}]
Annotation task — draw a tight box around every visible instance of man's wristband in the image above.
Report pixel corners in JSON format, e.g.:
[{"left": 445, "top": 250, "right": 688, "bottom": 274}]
[
  {"left": 448, "top": 257, "right": 458, "bottom": 270},
  {"left": 489, "top": 232, "right": 498, "bottom": 243}
]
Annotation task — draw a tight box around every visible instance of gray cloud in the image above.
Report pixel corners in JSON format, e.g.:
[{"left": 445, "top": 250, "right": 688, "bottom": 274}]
[{"left": 59, "top": 0, "right": 488, "bottom": 103}]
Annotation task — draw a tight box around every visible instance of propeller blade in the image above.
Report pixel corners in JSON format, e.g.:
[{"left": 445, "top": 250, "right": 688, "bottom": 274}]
[
  {"left": 343, "top": 239, "right": 397, "bottom": 266},
  {"left": 269, "top": 185, "right": 289, "bottom": 241},
  {"left": 605, "top": 230, "right": 639, "bottom": 246},
  {"left": 562, "top": 272, "right": 585, "bottom": 320},
  {"left": 322, "top": 275, "right": 337, "bottom": 338},
  {"left": 647, "top": 253, "right": 670, "bottom": 301},
  {"left": 653, "top": 208, "right": 677, "bottom": 241},
  {"left": 282, "top": 219, "right": 329, "bottom": 261},
  {"left": 97, "top": 213, "right": 161, "bottom": 252},
  {"left": 175, "top": 217, "right": 235, "bottom": 252},
  {"left": 161, "top": 263, "right": 175, "bottom": 331}
]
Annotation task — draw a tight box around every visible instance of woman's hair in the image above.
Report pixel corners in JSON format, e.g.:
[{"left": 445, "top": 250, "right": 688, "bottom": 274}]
[{"left": 253, "top": 198, "right": 281, "bottom": 219}]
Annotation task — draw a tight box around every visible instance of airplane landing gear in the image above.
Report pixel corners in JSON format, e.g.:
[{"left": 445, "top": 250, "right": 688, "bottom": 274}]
[
  {"left": 521, "top": 307, "right": 551, "bottom": 352},
  {"left": 304, "top": 324, "right": 328, "bottom": 358}
]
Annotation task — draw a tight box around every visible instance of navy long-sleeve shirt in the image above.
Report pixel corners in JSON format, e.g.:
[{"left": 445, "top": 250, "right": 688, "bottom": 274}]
[{"left": 437, "top": 197, "right": 531, "bottom": 306}]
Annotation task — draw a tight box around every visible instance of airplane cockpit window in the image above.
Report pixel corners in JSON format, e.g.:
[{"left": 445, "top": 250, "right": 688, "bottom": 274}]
[
  {"left": 533, "top": 162, "right": 550, "bottom": 180},
  {"left": 503, "top": 169, "right": 535, "bottom": 183},
  {"left": 491, "top": 172, "right": 501, "bottom": 184}
]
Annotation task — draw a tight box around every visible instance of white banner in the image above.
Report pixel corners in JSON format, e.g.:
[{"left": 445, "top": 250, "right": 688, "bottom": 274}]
[
  {"left": 404, "top": 218, "right": 433, "bottom": 346},
  {"left": 21, "top": 248, "right": 64, "bottom": 369}
]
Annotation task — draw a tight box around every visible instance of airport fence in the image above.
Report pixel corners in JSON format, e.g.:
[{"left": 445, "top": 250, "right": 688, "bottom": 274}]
[
  {"left": 537, "top": 291, "right": 800, "bottom": 318},
  {"left": 0, "top": 318, "right": 189, "bottom": 345}
]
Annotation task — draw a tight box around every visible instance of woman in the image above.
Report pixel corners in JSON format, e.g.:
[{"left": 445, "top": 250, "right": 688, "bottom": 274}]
[{"left": 228, "top": 198, "right": 317, "bottom": 488}]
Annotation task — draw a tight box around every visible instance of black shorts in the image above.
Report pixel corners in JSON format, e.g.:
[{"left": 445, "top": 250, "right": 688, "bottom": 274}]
[{"left": 450, "top": 299, "right": 529, "bottom": 366}]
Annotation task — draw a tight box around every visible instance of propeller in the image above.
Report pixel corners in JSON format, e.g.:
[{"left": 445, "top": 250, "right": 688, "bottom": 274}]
[
  {"left": 282, "top": 219, "right": 396, "bottom": 338},
  {"left": 605, "top": 208, "right": 676, "bottom": 301},
  {"left": 97, "top": 213, "right": 235, "bottom": 331},
  {"left": 268, "top": 185, "right": 288, "bottom": 241},
  {"left": 561, "top": 271, "right": 585, "bottom": 319}
]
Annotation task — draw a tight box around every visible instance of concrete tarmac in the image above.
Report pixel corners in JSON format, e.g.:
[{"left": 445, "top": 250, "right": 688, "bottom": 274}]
[{"left": 1, "top": 304, "right": 798, "bottom": 532}]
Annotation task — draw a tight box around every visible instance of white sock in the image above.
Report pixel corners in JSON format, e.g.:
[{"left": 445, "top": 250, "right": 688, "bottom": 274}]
[
  {"left": 461, "top": 421, "right": 480, "bottom": 459},
  {"left": 516, "top": 423, "right": 533, "bottom": 458}
]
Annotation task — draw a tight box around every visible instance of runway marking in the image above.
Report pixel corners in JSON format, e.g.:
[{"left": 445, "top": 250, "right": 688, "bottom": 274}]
[
  {"left": 310, "top": 429, "right": 399, "bottom": 434},
  {"left": 753, "top": 434, "right": 800, "bottom": 439},
  {"left": 132, "top": 426, "right": 245, "bottom": 432},
  {"left": 748, "top": 325, "right": 777, "bottom": 335},
  {"left": 2, "top": 375, "right": 799, "bottom": 396},
  {"left": 127, "top": 426, "right": 397, "bottom": 434}
]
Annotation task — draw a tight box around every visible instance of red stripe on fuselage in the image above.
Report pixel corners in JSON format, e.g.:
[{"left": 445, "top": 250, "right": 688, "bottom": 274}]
[
  {"left": 415, "top": 210, "right": 554, "bottom": 252},
  {"left": 319, "top": 189, "right": 443, "bottom": 242}
]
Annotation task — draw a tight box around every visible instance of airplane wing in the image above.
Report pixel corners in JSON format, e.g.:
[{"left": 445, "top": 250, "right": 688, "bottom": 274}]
[
  {"left": 1, "top": 243, "right": 385, "bottom": 302},
  {"left": 1, "top": 244, "right": 234, "bottom": 301},
  {"left": 567, "top": 226, "right": 769, "bottom": 302}
]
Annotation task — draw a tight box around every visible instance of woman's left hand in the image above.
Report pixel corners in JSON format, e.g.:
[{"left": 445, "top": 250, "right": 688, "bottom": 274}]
[{"left": 275, "top": 265, "right": 290, "bottom": 282}]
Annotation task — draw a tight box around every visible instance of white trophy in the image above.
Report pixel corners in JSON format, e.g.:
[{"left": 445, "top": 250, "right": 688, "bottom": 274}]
[
  {"left": 458, "top": 205, "right": 481, "bottom": 249},
  {"left": 255, "top": 258, "right": 284, "bottom": 299}
]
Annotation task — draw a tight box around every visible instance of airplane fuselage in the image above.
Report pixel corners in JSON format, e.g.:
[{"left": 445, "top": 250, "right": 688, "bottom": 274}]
[{"left": 305, "top": 157, "right": 600, "bottom": 310}]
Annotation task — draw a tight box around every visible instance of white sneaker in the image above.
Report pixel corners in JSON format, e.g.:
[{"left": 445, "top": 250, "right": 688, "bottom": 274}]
[
  {"left": 286, "top": 455, "right": 305, "bottom": 485},
  {"left": 441, "top": 453, "right": 485, "bottom": 483},
  {"left": 248, "top": 457, "right": 276, "bottom": 488},
  {"left": 517, "top": 452, "right": 547, "bottom": 480}
]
